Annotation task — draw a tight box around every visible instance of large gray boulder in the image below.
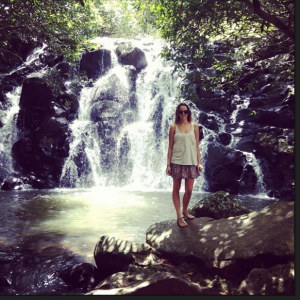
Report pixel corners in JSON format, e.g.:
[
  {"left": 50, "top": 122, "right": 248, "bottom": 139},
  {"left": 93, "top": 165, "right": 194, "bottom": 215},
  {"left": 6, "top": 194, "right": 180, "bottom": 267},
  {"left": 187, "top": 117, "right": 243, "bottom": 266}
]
[{"left": 146, "top": 201, "right": 294, "bottom": 279}]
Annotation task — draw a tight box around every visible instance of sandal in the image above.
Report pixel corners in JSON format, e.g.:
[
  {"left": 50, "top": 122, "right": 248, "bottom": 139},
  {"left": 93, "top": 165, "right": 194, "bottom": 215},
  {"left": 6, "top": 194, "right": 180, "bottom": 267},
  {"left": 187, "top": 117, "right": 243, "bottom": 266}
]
[
  {"left": 182, "top": 211, "right": 195, "bottom": 220},
  {"left": 177, "top": 217, "right": 188, "bottom": 228}
]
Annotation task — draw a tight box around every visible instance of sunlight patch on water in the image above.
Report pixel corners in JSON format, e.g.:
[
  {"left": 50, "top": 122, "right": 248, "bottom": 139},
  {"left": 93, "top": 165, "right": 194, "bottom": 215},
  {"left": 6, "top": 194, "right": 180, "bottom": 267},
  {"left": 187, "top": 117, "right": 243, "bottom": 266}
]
[{"left": 0, "top": 187, "right": 278, "bottom": 264}]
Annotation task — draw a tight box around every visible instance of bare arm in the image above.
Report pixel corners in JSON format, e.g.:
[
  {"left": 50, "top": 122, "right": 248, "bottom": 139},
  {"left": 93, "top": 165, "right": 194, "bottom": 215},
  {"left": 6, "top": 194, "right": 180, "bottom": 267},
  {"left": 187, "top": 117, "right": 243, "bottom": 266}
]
[
  {"left": 166, "top": 124, "right": 175, "bottom": 175},
  {"left": 194, "top": 124, "right": 204, "bottom": 172}
]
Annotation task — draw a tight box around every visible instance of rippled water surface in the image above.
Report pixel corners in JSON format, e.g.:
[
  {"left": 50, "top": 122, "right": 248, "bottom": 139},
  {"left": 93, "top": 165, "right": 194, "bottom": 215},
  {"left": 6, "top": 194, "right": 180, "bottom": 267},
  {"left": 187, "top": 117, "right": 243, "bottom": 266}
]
[{"left": 0, "top": 188, "right": 278, "bottom": 295}]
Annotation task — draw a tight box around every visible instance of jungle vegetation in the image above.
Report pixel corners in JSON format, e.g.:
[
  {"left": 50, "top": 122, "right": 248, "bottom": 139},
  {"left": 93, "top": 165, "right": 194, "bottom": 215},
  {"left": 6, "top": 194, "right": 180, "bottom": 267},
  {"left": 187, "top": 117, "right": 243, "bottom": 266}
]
[
  {"left": 1, "top": 0, "right": 294, "bottom": 98},
  {"left": 134, "top": 0, "right": 294, "bottom": 98},
  {"left": 0, "top": 0, "right": 145, "bottom": 71}
]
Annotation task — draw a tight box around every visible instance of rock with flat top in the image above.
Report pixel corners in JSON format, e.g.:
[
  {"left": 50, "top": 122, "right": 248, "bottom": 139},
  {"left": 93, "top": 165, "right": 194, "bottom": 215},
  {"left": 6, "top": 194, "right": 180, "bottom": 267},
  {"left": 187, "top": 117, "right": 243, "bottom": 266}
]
[{"left": 146, "top": 201, "right": 294, "bottom": 279}]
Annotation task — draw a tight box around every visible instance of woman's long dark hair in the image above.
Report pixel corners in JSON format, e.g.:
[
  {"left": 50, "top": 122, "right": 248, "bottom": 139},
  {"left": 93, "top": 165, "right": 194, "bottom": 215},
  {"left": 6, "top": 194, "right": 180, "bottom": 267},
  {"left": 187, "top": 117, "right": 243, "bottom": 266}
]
[{"left": 175, "top": 102, "right": 193, "bottom": 124}]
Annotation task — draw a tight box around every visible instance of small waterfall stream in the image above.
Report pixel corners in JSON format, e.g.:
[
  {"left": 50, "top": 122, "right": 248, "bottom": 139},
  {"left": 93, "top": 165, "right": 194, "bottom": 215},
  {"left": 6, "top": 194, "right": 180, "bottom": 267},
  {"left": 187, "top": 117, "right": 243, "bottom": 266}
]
[
  {"left": 0, "top": 86, "right": 21, "bottom": 173},
  {"left": 229, "top": 95, "right": 267, "bottom": 195},
  {"left": 0, "top": 45, "right": 47, "bottom": 177}
]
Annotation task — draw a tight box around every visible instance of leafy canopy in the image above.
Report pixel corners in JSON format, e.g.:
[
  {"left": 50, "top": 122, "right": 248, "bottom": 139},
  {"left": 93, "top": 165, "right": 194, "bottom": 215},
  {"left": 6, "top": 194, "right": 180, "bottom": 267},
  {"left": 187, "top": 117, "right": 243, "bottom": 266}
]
[
  {"left": 0, "top": 0, "right": 99, "bottom": 66},
  {"left": 0, "top": 0, "right": 155, "bottom": 71},
  {"left": 134, "top": 0, "right": 294, "bottom": 100},
  {"left": 1, "top": 0, "right": 294, "bottom": 100}
]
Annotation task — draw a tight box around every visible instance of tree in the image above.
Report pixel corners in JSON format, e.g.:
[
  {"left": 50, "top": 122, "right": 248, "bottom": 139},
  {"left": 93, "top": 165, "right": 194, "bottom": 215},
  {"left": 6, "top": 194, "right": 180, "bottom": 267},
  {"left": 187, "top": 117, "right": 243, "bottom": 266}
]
[
  {"left": 0, "top": 0, "right": 108, "bottom": 72},
  {"left": 90, "top": 0, "right": 160, "bottom": 38},
  {"left": 0, "top": 0, "right": 160, "bottom": 72},
  {"left": 134, "top": 0, "right": 294, "bottom": 100}
]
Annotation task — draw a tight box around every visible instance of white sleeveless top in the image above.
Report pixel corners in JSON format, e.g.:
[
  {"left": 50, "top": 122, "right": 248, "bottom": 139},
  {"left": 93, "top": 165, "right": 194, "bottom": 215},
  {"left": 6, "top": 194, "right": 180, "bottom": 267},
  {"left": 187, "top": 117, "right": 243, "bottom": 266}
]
[{"left": 171, "top": 123, "right": 198, "bottom": 166}]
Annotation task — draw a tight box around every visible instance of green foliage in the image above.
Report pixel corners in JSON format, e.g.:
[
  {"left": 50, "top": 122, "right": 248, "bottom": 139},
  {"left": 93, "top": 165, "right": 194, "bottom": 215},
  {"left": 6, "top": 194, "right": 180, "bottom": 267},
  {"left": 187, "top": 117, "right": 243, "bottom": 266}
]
[
  {"left": 1, "top": 0, "right": 294, "bottom": 103},
  {"left": 0, "top": 0, "right": 104, "bottom": 69},
  {"left": 134, "top": 0, "right": 294, "bottom": 100},
  {"left": 92, "top": 0, "right": 160, "bottom": 38},
  {"left": 0, "top": 0, "right": 161, "bottom": 71}
]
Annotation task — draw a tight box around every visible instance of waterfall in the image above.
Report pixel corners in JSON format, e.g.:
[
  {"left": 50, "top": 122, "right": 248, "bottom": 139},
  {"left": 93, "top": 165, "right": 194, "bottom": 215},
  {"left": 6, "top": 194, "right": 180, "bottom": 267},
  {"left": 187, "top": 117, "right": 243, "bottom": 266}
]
[
  {"left": 59, "top": 37, "right": 269, "bottom": 194},
  {"left": 0, "top": 37, "right": 268, "bottom": 195},
  {"left": 0, "top": 45, "right": 47, "bottom": 177},
  {"left": 229, "top": 94, "right": 267, "bottom": 195},
  {"left": 59, "top": 37, "right": 206, "bottom": 191},
  {"left": 0, "top": 86, "right": 21, "bottom": 173}
]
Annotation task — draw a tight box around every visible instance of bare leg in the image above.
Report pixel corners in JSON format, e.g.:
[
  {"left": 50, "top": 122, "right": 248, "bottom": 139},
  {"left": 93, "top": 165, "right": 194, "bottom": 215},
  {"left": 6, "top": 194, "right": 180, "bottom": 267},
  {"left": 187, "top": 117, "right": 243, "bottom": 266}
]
[
  {"left": 172, "top": 178, "right": 188, "bottom": 227},
  {"left": 172, "top": 178, "right": 182, "bottom": 219},
  {"left": 182, "top": 178, "right": 195, "bottom": 215}
]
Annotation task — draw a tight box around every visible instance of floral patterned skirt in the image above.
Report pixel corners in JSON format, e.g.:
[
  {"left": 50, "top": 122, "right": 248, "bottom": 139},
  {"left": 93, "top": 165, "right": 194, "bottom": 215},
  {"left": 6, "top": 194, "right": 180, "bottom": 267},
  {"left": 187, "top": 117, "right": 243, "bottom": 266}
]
[{"left": 170, "top": 163, "right": 200, "bottom": 179}]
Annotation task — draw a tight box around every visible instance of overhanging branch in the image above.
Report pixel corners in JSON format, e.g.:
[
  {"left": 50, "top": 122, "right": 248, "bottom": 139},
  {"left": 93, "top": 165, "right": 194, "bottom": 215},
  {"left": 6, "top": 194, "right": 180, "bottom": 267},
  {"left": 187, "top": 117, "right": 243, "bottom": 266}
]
[{"left": 238, "top": 0, "right": 294, "bottom": 40}]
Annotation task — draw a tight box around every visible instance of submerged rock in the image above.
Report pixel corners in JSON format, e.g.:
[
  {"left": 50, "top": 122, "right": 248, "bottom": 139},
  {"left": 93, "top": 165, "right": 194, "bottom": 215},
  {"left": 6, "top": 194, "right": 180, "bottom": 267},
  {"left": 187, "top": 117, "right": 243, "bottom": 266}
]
[{"left": 60, "top": 262, "right": 99, "bottom": 289}]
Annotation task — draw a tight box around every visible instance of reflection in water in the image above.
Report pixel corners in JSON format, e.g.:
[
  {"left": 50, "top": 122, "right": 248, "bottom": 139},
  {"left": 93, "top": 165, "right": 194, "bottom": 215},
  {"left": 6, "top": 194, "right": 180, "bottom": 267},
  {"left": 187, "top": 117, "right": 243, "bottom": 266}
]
[{"left": 0, "top": 188, "right": 277, "bottom": 295}]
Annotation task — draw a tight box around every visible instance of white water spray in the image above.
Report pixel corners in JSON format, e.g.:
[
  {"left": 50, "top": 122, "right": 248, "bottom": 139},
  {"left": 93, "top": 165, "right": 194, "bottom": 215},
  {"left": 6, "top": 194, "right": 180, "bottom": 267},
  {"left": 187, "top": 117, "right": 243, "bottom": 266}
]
[{"left": 59, "top": 37, "right": 206, "bottom": 191}]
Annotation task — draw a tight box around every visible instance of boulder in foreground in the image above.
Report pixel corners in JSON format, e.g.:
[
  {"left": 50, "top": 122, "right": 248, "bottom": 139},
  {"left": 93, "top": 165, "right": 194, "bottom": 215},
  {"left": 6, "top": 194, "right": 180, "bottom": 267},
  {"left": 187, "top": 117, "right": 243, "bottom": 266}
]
[{"left": 146, "top": 201, "right": 294, "bottom": 279}]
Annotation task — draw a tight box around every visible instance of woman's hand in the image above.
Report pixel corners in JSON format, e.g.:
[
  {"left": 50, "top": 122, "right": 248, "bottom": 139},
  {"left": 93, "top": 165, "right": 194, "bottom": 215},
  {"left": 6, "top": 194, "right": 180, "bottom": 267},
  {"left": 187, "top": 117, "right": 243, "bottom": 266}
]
[
  {"left": 166, "top": 165, "right": 171, "bottom": 176},
  {"left": 198, "top": 163, "right": 204, "bottom": 172}
]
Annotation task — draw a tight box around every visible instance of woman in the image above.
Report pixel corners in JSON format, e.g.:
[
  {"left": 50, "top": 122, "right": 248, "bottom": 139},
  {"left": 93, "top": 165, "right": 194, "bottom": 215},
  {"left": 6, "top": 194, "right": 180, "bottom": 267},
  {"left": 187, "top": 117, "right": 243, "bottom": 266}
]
[{"left": 166, "top": 102, "right": 204, "bottom": 228}]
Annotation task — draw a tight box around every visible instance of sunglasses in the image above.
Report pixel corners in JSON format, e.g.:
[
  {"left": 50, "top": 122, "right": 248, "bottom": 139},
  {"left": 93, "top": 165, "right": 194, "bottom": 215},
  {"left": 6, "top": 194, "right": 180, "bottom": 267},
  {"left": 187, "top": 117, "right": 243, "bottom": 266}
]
[{"left": 178, "top": 110, "right": 189, "bottom": 115}]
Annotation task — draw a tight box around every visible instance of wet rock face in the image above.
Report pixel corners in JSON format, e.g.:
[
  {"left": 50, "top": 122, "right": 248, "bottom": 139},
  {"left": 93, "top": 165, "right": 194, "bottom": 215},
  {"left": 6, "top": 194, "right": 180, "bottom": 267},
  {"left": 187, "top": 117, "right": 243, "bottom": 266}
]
[
  {"left": 218, "top": 132, "right": 231, "bottom": 146},
  {"left": 199, "top": 113, "right": 219, "bottom": 131},
  {"left": 10, "top": 76, "right": 80, "bottom": 188},
  {"left": 80, "top": 49, "right": 112, "bottom": 80},
  {"left": 204, "top": 142, "right": 251, "bottom": 193},
  {"left": 0, "top": 175, "right": 24, "bottom": 191},
  {"left": 0, "top": 166, "right": 10, "bottom": 187},
  {"left": 194, "top": 40, "right": 294, "bottom": 201}
]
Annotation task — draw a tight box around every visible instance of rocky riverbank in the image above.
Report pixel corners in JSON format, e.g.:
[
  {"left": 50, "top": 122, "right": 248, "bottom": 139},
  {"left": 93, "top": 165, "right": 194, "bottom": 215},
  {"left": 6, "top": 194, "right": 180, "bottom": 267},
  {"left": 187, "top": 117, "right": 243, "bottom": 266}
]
[{"left": 58, "top": 191, "right": 294, "bottom": 295}]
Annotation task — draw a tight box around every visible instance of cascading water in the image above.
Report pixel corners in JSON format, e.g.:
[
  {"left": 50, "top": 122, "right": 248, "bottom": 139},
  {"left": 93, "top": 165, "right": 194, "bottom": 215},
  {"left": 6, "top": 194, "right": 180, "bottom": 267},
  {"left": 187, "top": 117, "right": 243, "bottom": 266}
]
[
  {"left": 59, "top": 37, "right": 206, "bottom": 191},
  {"left": 229, "top": 94, "right": 266, "bottom": 195},
  {"left": 0, "top": 45, "right": 47, "bottom": 180},
  {"left": 0, "top": 86, "right": 21, "bottom": 173},
  {"left": 0, "top": 38, "right": 268, "bottom": 196}
]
